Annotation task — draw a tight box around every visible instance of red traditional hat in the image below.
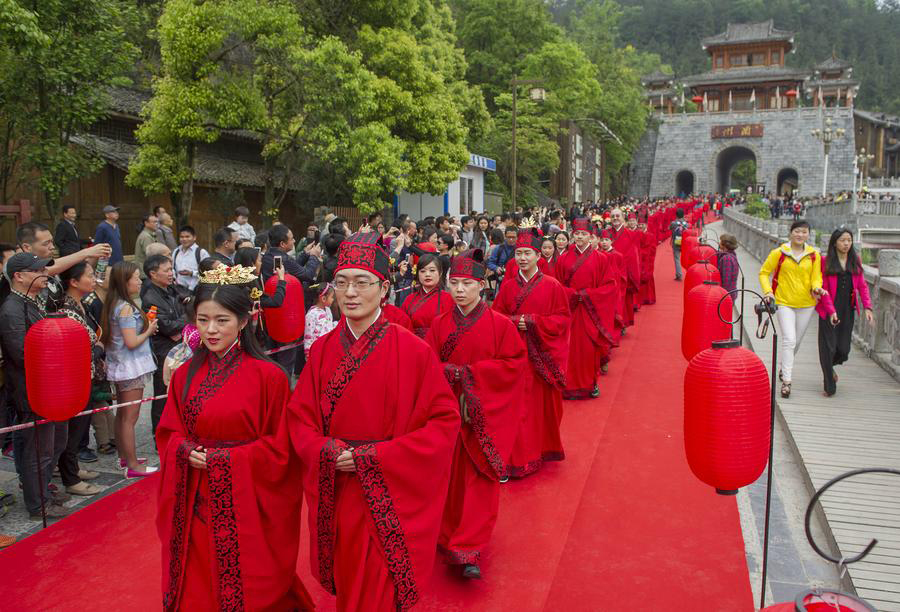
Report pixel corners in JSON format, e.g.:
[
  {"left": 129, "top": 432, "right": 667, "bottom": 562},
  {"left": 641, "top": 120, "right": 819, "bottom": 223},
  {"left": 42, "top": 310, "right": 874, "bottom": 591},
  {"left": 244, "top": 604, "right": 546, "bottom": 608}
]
[
  {"left": 515, "top": 227, "right": 543, "bottom": 252},
  {"left": 449, "top": 249, "right": 486, "bottom": 280},
  {"left": 600, "top": 228, "right": 613, "bottom": 239},
  {"left": 571, "top": 217, "right": 592, "bottom": 233},
  {"left": 336, "top": 232, "right": 390, "bottom": 280},
  {"left": 627, "top": 212, "right": 637, "bottom": 220}
]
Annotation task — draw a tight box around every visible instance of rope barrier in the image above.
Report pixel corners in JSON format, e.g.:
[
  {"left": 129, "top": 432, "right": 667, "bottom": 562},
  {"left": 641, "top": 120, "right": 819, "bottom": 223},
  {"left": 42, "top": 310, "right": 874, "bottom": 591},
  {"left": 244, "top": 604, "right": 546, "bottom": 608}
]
[{"left": 0, "top": 340, "right": 303, "bottom": 435}]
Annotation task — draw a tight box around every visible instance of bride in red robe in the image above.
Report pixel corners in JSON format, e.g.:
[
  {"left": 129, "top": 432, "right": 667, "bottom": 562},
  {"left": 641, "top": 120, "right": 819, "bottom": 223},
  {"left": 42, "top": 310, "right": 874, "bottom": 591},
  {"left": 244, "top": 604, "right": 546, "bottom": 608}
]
[
  {"left": 493, "top": 229, "right": 571, "bottom": 477},
  {"left": 288, "top": 232, "right": 459, "bottom": 611},
  {"left": 638, "top": 222, "right": 657, "bottom": 305},
  {"left": 400, "top": 252, "right": 453, "bottom": 338},
  {"left": 608, "top": 209, "right": 642, "bottom": 327},
  {"left": 156, "top": 266, "right": 313, "bottom": 611}
]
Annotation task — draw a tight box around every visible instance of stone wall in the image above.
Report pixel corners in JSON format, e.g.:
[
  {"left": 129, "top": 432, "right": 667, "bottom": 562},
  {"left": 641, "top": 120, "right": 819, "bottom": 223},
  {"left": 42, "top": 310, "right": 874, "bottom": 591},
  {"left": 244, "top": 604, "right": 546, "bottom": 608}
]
[
  {"left": 628, "top": 123, "right": 659, "bottom": 198},
  {"left": 648, "top": 107, "right": 855, "bottom": 198},
  {"left": 725, "top": 207, "right": 900, "bottom": 382}
]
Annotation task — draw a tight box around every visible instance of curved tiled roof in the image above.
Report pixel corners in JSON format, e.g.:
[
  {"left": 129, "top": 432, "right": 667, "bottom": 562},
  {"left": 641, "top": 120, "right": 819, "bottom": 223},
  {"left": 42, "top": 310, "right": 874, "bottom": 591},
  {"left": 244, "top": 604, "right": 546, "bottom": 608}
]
[
  {"left": 641, "top": 70, "right": 674, "bottom": 85},
  {"left": 701, "top": 20, "right": 794, "bottom": 48},
  {"left": 682, "top": 64, "right": 809, "bottom": 87}
]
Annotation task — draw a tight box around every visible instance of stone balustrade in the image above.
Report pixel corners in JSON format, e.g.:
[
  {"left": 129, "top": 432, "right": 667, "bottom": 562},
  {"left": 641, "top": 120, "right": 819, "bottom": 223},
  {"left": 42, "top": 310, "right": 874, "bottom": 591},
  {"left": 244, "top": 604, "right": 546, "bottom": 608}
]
[{"left": 724, "top": 207, "right": 900, "bottom": 382}]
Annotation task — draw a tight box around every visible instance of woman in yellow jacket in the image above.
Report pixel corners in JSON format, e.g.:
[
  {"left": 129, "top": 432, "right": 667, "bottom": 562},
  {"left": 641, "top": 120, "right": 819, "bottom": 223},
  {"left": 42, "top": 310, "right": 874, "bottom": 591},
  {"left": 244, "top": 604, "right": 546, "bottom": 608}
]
[{"left": 759, "top": 220, "right": 825, "bottom": 398}]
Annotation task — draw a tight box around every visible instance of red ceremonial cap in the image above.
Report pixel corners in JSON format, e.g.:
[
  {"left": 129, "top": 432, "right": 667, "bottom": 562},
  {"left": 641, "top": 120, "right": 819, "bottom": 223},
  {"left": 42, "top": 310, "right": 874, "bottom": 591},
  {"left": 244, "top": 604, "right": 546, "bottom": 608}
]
[
  {"left": 571, "top": 217, "right": 592, "bottom": 233},
  {"left": 449, "top": 249, "right": 486, "bottom": 280},
  {"left": 627, "top": 212, "right": 637, "bottom": 220},
  {"left": 515, "top": 228, "right": 543, "bottom": 252},
  {"left": 336, "top": 232, "right": 390, "bottom": 280},
  {"left": 600, "top": 228, "right": 613, "bottom": 239}
]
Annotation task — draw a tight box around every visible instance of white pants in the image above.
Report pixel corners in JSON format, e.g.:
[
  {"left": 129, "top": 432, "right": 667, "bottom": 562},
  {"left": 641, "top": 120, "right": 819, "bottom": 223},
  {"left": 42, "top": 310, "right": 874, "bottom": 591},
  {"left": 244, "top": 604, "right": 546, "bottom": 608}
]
[{"left": 775, "top": 305, "right": 816, "bottom": 382}]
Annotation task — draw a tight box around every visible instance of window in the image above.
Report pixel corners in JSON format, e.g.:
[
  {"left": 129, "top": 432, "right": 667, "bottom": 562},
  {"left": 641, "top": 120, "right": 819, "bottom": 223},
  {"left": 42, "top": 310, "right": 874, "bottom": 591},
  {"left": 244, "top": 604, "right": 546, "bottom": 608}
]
[
  {"left": 575, "top": 156, "right": 583, "bottom": 179},
  {"left": 750, "top": 53, "right": 766, "bottom": 66},
  {"left": 574, "top": 180, "right": 582, "bottom": 202},
  {"left": 459, "top": 177, "right": 475, "bottom": 215},
  {"left": 707, "top": 96, "right": 720, "bottom": 112},
  {"left": 575, "top": 133, "right": 583, "bottom": 156},
  {"left": 729, "top": 54, "right": 745, "bottom": 66},
  {"left": 715, "top": 55, "right": 724, "bottom": 69},
  {"left": 595, "top": 148, "right": 602, "bottom": 166}
]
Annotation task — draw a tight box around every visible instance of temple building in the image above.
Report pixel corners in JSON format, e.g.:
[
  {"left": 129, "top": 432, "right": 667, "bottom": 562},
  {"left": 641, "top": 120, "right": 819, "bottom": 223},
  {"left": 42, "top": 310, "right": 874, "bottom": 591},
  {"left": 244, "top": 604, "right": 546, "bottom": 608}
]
[{"left": 627, "top": 20, "right": 897, "bottom": 198}]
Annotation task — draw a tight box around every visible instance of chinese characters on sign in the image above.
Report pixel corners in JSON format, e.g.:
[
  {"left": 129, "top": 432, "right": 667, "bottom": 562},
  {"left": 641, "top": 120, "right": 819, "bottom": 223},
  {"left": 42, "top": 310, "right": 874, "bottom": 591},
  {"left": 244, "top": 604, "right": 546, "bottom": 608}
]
[{"left": 711, "top": 124, "right": 764, "bottom": 139}]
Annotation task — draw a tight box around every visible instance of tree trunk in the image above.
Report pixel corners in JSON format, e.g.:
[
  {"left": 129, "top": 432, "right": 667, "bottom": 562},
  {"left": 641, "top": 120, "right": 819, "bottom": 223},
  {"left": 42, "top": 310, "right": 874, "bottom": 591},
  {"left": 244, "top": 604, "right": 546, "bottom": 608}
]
[{"left": 180, "top": 142, "right": 195, "bottom": 226}]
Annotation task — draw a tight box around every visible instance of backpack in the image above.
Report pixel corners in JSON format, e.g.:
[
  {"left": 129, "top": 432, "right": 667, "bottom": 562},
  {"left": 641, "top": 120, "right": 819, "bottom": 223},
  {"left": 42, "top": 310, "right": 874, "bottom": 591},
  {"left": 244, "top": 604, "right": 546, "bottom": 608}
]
[
  {"left": 671, "top": 220, "right": 688, "bottom": 246},
  {"left": 173, "top": 245, "right": 204, "bottom": 272}
]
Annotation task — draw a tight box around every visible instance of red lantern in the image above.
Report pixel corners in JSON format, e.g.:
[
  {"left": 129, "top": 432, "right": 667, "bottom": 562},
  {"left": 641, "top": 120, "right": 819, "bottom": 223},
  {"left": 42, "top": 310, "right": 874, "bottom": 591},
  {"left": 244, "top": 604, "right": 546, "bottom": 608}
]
[
  {"left": 263, "top": 274, "right": 305, "bottom": 343},
  {"left": 681, "top": 281, "right": 732, "bottom": 361},
  {"left": 680, "top": 235, "right": 699, "bottom": 268},
  {"left": 694, "top": 244, "right": 718, "bottom": 267},
  {"left": 684, "top": 261, "right": 721, "bottom": 301},
  {"left": 691, "top": 95, "right": 703, "bottom": 105},
  {"left": 761, "top": 590, "right": 876, "bottom": 611},
  {"left": 785, "top": 89, "right": 798, "bottom": 98},
  {"left": 682, "top": 229, "right": 698, "bottom": 239},
  {"left": 25, "top": 314, "right": 91, "bottom": 421},
  {"left": 684, "top": 339, "right": 770, "bottom": 494}
]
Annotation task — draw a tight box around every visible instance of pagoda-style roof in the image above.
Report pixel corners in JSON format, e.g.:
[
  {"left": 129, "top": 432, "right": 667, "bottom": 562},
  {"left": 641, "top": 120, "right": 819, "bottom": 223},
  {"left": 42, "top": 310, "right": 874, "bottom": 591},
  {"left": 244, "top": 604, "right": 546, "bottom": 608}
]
[
  {"left": 682, "top": 64, "right": 809, "bottom": 87},
  {"left": 804, "top": 78, "right": 859, "bottom": 91},
  {"left": 854, "top": 109, "right": 900, "bottom": 130},
  {"left": 815, "top": 54, "right": 851, "bottom": 72},
  {"left": 72, "top": 134, "right": 301, "bottom": 190},
  {"left": 701, "top": 20, "right": 795, "bottom": 49},
  {"left": 644, "top": 89, "right": 677, "bottom": 99},
  {"left": 641, "top": 70, "right": 674, "bottom": 86}
]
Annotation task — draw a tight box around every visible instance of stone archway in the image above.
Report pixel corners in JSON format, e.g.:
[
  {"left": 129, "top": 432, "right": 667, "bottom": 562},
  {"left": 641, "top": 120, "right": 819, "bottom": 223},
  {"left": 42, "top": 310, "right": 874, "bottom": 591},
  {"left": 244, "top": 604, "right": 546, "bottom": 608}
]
[
  {"left": 715, "top": 145, "right": 757, "bottom": 194},
  {"left": 776, "top": 167, "right": 799, "bottom": 196},
  {"left": 675, "top": 170, "right": 695, "bottom": 196}
]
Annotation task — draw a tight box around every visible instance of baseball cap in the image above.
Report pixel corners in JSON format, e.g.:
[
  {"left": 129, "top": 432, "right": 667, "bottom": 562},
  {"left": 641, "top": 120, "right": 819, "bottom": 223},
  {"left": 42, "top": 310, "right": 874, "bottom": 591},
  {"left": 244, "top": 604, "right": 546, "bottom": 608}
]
[
  {"left": 3, "top": 252, "right": 53, "bottom": 282},
  {"left": 102, "top": 205, "right": 120, "bottom": 214}
]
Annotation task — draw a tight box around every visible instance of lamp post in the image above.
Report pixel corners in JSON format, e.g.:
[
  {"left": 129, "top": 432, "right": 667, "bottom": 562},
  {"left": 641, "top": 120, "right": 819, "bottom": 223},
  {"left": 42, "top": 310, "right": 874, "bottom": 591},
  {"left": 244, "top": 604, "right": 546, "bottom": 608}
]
[
  {"left": 855, "top": 148, "right": 875, "bottom": 192},
  {"left": 510, "top": 76, "right": 545, "bottom": 211},
  {"left": 811, "top": 116, "right": 845, "bottom": 198}
]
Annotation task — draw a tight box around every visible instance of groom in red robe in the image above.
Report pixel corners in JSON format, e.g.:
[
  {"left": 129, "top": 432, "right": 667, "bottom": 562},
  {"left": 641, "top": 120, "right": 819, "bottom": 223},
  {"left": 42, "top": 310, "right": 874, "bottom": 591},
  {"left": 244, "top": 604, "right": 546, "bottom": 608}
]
[
  {"left": 426, "top": 249, "right": 526, "bottom": 580},
  {"left": 608, "top": 208, "right": 642, "bottom": 328},
  {"left": 556, "top": 218, "right": 619, "bottom": 399},
  {"left": 492, "top": 228, "right": 570, "bottom": 477},
  {"left": 288, "top": 232, "right": 460, "bottom": 611}
]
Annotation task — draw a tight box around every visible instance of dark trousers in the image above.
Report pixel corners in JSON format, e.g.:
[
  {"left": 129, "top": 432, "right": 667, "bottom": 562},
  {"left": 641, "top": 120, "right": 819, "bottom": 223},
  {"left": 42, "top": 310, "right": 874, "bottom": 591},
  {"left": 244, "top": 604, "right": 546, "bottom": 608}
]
[
  {"left": 58, "top": 413, "right": 91, "bottom": 486},
  {"left": 151, "top": 365, "right": 167, "bottom": 436},
  {"left": 13, "top": 413, "right": 67, "bottom": 514},
  {"left": 818, "top": 310, "right": 854, "bottom": 395}
]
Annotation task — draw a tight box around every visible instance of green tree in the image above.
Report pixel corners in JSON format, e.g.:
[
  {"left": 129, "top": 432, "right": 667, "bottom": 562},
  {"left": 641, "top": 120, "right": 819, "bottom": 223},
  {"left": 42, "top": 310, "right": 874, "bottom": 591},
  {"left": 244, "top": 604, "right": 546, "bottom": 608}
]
[{"left": 1, "top": 0, "right": 136, "bottom": 218}]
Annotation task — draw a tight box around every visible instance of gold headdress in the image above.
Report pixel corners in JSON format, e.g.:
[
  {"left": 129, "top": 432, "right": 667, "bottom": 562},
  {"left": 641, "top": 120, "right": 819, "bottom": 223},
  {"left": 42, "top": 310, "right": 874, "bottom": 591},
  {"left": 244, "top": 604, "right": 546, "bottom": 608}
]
[
  {"left": 518, "top": 214, "right": 537, "bottom": 229},
  {"left": 199, "top": 264, "right": 258, "bottom": 286}
]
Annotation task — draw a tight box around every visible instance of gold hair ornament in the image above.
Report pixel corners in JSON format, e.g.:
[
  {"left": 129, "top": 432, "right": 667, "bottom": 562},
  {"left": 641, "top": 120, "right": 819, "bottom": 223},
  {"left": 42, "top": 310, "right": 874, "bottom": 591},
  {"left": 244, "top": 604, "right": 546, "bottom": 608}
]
[{"left": 199, "top": 265, "right": 258, "bottom": 286}]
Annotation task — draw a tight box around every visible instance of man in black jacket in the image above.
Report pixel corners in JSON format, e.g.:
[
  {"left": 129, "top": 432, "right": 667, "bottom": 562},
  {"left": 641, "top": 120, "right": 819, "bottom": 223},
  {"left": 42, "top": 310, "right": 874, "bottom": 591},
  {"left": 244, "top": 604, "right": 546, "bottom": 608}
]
[
  {"left": 54, "top": 205, "right": 82, "bottom": 257},
  {"left": 141, "top": 254, "right": 187, "bottom": 434},
  {"left": 0, "top": 253, "right": 71, "bottom": 520}
]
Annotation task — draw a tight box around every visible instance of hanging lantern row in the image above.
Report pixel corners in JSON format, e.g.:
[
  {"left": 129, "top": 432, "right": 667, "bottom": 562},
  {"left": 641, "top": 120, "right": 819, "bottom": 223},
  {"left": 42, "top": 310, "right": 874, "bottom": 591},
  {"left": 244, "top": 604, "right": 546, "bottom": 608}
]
[
  {"left": 264, "top": 274, "right": 305, "bottom": 343},
  {"left": 682, "top": 281, "right": 732, "bottom": 361},
  {"left": 683, "top": 261, "right": 721, "bottom": 302}
]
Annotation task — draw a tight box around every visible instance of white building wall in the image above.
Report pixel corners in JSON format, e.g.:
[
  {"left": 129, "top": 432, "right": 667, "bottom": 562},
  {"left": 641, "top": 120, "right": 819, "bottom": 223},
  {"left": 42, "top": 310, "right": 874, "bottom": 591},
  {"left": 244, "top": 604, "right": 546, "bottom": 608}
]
[{"left": 396, "top": 163, "right": 487, "bottom": 220}]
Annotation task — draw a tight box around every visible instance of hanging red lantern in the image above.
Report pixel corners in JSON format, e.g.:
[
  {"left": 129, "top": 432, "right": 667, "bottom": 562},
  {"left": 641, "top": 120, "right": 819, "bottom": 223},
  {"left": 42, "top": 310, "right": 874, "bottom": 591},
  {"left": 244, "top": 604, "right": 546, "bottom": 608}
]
[
  {"left": 694, "top": 244, "right": 718, "bottom": 268},
  {"left": 684, "top": 261, "right": 721, "bottom": 301},
  {"left": 684, "top": 338, "right": 770, "bottom": 494},
  {"left": 263, "top": 274, "right": 305, "bottom": 343},
  {"left": 25, "top": 314, "right": 91, "bottom": 421},
  {"left": 691, "top": 95, "right": 703, "bottom": 106},
  {"left": 682, "top": 229, "right": 698, "bottom": 239},
  {"left": 681, "top": 281, "right": 732, "bottom": 361},
  {"left": 785, "top": 89, "right": 798, "bottom": 98},
  {"left": 761, "top": 590, "right": 875, "bottom": 611},
  {"left": 680, "top": 235, "right": 699, "bottom": 268}
]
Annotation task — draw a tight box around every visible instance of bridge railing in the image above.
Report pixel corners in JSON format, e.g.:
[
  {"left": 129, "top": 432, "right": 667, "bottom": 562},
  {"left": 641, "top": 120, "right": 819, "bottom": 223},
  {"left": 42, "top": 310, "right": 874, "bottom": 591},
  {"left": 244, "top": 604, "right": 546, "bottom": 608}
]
[{"left": 804, "top": 198, "right": 900, "bottom": 217}]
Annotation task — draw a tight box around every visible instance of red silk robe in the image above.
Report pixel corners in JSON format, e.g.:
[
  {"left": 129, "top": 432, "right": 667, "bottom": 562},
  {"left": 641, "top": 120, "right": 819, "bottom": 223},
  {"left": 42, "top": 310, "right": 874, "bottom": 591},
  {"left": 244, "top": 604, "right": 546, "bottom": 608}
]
[
  {"left": 288, "top": 317, "right": 459, "bottom": 611},
  {"left": 492, "top": 269, "right": 570, "bottom": 477},
  {"left": 556, "top": 245, "right": 619, "bottom": 400},
  {"left": 601, "top": 247, "right": 627, "bottom": 331},
  {"left": 609, "top": 226, "right": 641, "bottom": 326},
  {"left": 382, "top": 302, "right": 412, "bottom": 330},
  {"left": 639, "top": 230, "right": 658, "bottom": 305},
  {"left": 541, "top": 254, "right": 558, "bottom": 278},
  {"left": 503, "top": 256, "right": 549, "bottom": 284},
  {"left": 156, "top": 350, "right": 312, "bottom": 611},
  {"left": 425, "top": 301, "right": 526, "bottom": 564},
  {"left": 400, "top": 286, "right": 453, "bottom": 338}
]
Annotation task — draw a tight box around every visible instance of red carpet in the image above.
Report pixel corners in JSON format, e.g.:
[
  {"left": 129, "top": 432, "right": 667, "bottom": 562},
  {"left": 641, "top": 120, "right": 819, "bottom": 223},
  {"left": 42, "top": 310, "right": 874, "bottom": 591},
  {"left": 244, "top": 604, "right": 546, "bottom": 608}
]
[{"left": 0, "top": 242, "right": 753, "bottom": 611}]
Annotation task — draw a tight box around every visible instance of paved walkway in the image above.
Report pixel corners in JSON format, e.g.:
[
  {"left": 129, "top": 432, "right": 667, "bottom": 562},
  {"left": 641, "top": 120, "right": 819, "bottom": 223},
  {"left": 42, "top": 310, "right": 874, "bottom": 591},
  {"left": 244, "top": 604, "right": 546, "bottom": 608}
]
[{"left": 718, "top": 220, "right": 900, "bottom": 610}]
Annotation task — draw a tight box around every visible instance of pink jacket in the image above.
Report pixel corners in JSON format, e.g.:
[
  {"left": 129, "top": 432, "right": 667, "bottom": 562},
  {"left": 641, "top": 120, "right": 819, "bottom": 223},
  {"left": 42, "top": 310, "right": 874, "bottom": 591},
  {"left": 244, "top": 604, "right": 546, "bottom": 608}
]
[{"left": 815, "top": 256, "right": 873, "bottom": 319}]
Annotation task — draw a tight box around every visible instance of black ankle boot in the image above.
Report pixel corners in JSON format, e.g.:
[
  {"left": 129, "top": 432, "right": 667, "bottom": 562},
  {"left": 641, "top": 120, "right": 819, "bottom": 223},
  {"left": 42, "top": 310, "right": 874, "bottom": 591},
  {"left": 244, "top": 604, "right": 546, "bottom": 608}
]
[{"left": 462, "top": 564, "right": 482, "bottom": 580}]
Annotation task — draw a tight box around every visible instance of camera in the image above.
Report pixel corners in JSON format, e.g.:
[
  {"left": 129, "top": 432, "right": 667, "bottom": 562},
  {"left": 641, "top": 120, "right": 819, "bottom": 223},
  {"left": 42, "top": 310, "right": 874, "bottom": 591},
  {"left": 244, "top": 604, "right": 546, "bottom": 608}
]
[{"left": 754, "top": 299, "right": 777, "bottom": 317}]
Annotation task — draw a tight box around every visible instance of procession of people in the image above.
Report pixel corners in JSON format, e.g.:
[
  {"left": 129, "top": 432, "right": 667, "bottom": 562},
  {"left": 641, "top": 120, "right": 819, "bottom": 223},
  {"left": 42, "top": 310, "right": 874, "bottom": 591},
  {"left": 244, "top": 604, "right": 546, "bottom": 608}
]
[{"left": 1, "top": 197, "right": 718, "bottom": 609}]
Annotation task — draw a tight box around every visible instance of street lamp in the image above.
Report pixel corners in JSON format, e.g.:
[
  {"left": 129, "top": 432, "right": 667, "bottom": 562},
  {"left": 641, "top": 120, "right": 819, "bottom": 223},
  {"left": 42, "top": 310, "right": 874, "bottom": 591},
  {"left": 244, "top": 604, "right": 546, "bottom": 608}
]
[
  {"left": 854, "top": 147, "right": 875, "bottom": 192},
  {"left": 510, "top": 76, "right": 546, "bottom": 210},
  {"left": 811, "top": 116, "right": 845, "bottom": 197}
]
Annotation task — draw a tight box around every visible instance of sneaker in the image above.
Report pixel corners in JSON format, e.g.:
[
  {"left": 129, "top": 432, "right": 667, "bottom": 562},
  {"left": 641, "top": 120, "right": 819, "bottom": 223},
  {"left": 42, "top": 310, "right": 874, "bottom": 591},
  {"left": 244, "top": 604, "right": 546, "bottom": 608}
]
[
  {"left": 29, "top": 503, "right": 70, "bottom": 521},
  {"left": 125, "top": 466, "right": 159, "bottom": 479},
  {"left": 77, "top": 469, "right": 100, "bottom": 481},
  {"left": 674, "top": 276, "right": 682, "bottom": 281},
  {"left": 50, "top": 490, "right": 71, "bottom": 504},
  {"left": 77, "top": 449, "right": 99, "bottom": 463},
  {"left": 66, "top": 481, "right": 102, "bottom": 496},
  {"left": 462, "top": 564, "right": 482, "bottom": 580}
]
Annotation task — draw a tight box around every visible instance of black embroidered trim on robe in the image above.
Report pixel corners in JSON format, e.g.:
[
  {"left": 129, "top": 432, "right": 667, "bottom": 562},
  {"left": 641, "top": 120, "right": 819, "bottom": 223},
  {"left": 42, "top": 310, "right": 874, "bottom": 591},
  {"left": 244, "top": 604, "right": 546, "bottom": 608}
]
[
  {"left": 522, "top": 315, "right": 567, "bottom": 390},
  {"left": 512, "top": 270, "right": 543, "bottom": 314},
  {"left": 439, "top": 543, "right": 480, "bottom": 566},
  {"left": 206, "top": 448, "right": 244, "bottom": 611},
  {"left": 315, "top": 438, "right": 346, "bottom": 594},
  {"left": 561, "top": 248, "right": 592, "bottom": 287},
  {"left": 181, "top": 349, "right": 244, "bottom": 436},
  {"left": 353, "top": 444, "right": 418, "bottom": 611},
  {"left": 438, "top": 301, "right": 487, "bottom": 363},
  {"left": 321, "top": 319, "right": 389, "bottom": 435},
  {"left": 163, "top": 439, "right": 196, "bottom": 611},
  {"left": 459, "top": 366, "right": 506, "bottom": 480},
  {"left": 506, "top": 458, "right": 543, "bottom": 479}
]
